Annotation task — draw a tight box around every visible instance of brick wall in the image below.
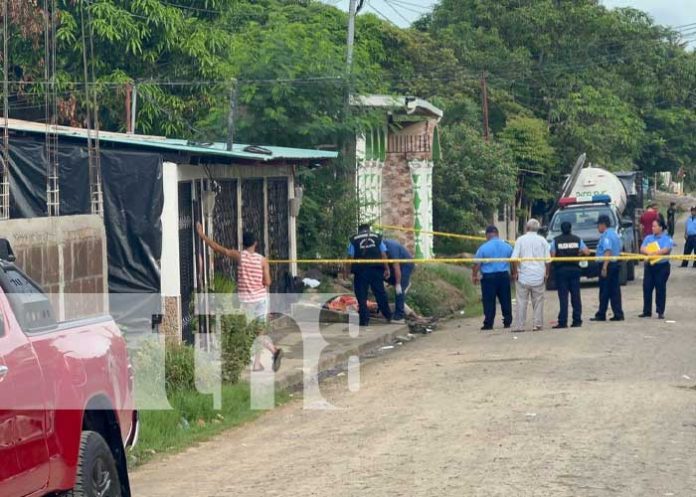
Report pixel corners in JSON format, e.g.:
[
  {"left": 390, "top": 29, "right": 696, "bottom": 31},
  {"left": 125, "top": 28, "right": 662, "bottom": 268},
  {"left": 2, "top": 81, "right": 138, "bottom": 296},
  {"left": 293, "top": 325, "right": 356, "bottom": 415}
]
[
  {"left": 1, "top": 215, "right": 108, "bottom": 321},
  {"left": 381, "top": 120, "right": 436, "bottom": 254}
]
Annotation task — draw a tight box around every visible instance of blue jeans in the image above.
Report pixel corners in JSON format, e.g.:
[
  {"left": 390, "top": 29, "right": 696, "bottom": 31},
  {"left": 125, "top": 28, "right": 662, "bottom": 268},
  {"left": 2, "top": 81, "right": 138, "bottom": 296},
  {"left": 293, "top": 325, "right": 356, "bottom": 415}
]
[{"left": 387, "top": 265, "right": 413, "bottom": 320}]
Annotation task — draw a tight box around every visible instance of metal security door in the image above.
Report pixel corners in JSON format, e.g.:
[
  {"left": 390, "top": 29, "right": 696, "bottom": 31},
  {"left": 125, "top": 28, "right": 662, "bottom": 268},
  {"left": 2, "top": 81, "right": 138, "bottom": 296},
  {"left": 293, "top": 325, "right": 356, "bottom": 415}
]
[
  {"left": 242, "top": 179, "right": 265, "bottom": 256},
  {"left": 213, "top": 179, "right": 238, "bottom": 282},
  {"left": 178, "top": 181, "right": 195, "bottom": 344},
  {"left": 267, "top": 178, "right": 289, "bottom": 294}
]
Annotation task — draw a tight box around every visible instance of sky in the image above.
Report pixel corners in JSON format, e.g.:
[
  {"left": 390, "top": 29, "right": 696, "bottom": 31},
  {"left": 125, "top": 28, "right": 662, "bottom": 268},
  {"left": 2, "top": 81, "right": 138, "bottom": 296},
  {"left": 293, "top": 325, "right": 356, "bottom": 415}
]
[{"left": 324, "top": 0, "right": 696, "bottom": 29}]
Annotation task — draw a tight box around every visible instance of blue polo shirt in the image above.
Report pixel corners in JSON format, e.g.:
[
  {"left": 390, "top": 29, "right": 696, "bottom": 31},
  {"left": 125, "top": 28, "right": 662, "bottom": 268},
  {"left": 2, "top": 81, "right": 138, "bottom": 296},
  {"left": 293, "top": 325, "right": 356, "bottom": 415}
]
[
  {"left": 687, "top": 216, "right": 696, "bottom": 236},
  {"left": 642, "top": 233, "right": 674, "bottom": 265},
  {"left": 383, "top": 239, "right": 415, "bottom": 271},
  {"left": 475, "top": 237, "right": 513, "bottom": 274},
  {"left": 596, "top": 228, "right": 622, "bottom": 261}
]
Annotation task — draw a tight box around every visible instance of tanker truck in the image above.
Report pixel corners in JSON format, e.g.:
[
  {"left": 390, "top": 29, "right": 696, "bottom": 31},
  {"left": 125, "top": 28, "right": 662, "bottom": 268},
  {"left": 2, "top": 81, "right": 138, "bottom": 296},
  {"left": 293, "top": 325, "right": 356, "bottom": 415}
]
[{"left": 544, "top": 157, "right": 643, "bottom": 290}]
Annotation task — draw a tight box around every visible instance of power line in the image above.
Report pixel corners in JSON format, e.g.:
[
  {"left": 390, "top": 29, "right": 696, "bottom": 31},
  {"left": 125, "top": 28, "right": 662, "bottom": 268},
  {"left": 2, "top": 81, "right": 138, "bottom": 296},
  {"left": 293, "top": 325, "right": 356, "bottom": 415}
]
[
  {"left": 365, "top": 0, "right": 400, "bottom": 28},
  {"left": 382, "top": 0, "right": 413, "bottom": 26}
]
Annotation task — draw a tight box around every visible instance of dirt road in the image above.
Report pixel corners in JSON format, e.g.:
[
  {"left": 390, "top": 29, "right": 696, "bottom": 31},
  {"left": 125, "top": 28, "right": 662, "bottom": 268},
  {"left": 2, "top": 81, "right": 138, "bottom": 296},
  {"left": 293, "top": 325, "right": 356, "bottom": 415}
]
[{"left": 132, "top": 244, "right": 696, "bottom": 496}]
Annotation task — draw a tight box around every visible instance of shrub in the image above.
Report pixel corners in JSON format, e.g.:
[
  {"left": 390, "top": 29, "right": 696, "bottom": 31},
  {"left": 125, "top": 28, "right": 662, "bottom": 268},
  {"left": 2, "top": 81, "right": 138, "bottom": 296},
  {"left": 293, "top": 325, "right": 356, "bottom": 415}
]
[
  {"left": 219, "top": 314, "right": 258, "bottom": 383},
  {"left": 133, "top": 338, "right": 220, "bottom": 394},
  {"left": 406, "top": 264, "right": 478, "bottom": 317}
]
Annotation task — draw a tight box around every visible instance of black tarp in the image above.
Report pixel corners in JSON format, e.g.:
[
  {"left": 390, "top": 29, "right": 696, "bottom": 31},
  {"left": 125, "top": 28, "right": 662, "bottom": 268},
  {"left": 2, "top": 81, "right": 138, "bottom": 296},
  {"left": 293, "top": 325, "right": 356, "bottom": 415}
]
[
  {"left": 8, "top": 136, "right": 163, "bottom": 300},
  {"left": 9, "top": 137, "right": 90, "bottom": 217}
]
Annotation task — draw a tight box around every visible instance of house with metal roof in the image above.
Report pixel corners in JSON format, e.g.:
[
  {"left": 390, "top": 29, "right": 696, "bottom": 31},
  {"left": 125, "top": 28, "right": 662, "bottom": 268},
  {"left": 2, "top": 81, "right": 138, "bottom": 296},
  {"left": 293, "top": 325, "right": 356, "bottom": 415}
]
[{"left": 4, "top": 119, "right": 338, "bottom": 342}]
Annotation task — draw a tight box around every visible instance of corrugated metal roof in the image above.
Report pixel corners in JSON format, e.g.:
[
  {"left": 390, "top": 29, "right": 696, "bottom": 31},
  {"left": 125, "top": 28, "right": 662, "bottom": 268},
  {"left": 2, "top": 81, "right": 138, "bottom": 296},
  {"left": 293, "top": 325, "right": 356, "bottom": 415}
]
[
  {"left": 351, "top": 95, "right": 443, "bottom": 120},
  {"left": 5, "top": 119, "right": 338, "bottom": 163}
]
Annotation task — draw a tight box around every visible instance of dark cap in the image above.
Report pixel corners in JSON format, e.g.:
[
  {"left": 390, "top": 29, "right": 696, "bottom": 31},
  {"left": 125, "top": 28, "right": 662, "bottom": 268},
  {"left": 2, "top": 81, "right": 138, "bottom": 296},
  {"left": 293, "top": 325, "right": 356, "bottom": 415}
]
[
  {"left": 597, "top": 214, "right": 612, "bottom": 227},
  {"left": 691, "top": 206, "right": 696, "bottom": 211},
  {"left": 485, "top": 225, "right": 499, "bottom": 235}
]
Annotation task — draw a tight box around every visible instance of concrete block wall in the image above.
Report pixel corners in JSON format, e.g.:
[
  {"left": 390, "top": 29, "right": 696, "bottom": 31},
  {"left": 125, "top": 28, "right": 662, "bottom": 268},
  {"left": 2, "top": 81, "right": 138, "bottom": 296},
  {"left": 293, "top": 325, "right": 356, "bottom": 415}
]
[{"left": 1, "top": 215, "right": 108, "bottom": 321}]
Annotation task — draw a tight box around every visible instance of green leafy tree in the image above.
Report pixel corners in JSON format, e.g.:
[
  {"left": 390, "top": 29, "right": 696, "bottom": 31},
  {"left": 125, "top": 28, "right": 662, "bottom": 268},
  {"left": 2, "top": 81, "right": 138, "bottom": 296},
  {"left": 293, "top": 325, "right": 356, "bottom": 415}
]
[
  {"left": 433, "top": 123, "right": 516, "bottom": 254},
  {"left": 499, "top": 115, "right": 556, "bottom": 226}
]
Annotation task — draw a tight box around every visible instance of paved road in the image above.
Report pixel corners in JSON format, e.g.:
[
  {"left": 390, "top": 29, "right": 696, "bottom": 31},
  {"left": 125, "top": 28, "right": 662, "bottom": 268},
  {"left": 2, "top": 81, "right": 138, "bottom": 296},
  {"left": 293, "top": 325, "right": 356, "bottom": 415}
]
[{"left": 132, "top": 240, "right": 696, "bottom": 497}]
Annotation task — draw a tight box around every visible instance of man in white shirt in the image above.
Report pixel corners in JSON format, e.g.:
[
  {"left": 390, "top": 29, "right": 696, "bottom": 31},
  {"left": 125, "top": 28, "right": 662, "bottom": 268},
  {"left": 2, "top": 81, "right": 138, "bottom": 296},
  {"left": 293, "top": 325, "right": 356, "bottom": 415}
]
[{"left": 511, "top": 219, "right": 551, "bottom": 332}]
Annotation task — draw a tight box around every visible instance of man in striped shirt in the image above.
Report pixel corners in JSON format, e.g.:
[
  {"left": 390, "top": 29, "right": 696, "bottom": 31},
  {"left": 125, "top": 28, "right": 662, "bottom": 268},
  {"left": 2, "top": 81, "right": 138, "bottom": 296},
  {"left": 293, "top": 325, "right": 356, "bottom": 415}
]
[{"left": 196, "top": 223, "right": 283, "bottom": 372}]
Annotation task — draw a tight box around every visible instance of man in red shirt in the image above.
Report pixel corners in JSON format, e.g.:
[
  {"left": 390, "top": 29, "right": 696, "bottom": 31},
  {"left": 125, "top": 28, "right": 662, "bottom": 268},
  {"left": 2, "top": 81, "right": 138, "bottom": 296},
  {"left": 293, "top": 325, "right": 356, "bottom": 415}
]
[{"left": 640, "top": 204, "right": 659, "bottom": 241}]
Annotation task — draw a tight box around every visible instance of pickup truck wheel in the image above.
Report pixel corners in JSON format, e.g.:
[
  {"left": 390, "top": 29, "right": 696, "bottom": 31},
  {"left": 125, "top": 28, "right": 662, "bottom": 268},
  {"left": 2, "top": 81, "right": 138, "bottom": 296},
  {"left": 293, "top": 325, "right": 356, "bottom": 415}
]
[{"left": 66, "top": 431, "right": 122, "bottom": 497}]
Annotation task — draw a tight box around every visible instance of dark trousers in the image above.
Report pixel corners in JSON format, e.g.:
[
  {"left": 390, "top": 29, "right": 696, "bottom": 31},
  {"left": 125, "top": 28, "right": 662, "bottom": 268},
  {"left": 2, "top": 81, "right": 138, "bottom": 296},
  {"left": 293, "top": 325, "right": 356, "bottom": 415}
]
[
  {"left": 481, "top": 272, "right": 513, "bottom": 328},
  {"left": 354, "top": 268, "right": 392, "bottom": 326},
  {"left": 556, "top": 267, "right": 582, "bottom": 326},
  {"left": 387, "top": 265, "right": 413, "bottom": 320},
  {"left": 643, "top": 262, "right": 671, "bottom": 316},
  {"left": 596, "top": 262, "right": 623, "bottom": 319},
  {"left": 682, "top": 235, "right": 696, "bottom": 267}
]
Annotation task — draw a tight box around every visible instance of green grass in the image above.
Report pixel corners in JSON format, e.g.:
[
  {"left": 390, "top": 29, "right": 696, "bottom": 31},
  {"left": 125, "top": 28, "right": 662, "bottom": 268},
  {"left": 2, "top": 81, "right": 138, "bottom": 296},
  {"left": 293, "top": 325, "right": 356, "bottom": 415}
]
[
  {"left": 406, "top": 263, "right": 483, "bottom": 318},
  {"left": 130, "top": 384, "right": 289, "bottom": 467}
]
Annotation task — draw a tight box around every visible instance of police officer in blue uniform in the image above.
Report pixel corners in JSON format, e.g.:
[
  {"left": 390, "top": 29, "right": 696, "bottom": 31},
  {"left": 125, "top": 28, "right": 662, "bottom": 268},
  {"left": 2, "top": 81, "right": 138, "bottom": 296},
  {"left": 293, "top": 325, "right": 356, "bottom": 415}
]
[
  {"left": 550, "top": 222, "right": 590, "bottom": 329},
  {"left": 681, "top": 206, "right": 696, "bottom": 268},
  {"left": 591, "top": 214, "right": 625, "bottom": 322},
  {"left": 640, "top": 218, "right": 675, "bottom": 319},
  {"left": 384, "top": 239, "right": 415, "bottom": 324},
  {"left": 347, "top": 224, "right": 393, "bottom": 326},
  {"left": 472, "top": 226, "right": 513, "bottom": 331}
]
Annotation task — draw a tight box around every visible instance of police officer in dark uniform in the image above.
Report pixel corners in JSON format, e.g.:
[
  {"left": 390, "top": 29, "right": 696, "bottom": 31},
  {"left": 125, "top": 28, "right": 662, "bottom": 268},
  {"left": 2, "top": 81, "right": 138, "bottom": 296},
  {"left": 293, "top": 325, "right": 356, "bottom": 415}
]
[
  {"left": 347, "top": 224, "right": 393, "bottom": 326},
  {"left": 550, "top": 221, "right": 590, "bottom": 329}
]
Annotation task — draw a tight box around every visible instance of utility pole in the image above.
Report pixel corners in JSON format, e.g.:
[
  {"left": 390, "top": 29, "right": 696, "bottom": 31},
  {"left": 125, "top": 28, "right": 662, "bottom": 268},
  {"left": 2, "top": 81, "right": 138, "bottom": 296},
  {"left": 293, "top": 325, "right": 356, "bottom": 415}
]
[
  {"left": 481, "top": 70, "right": 490, "bottom": 142},
  {"left": 131, "top": 83, "right": 137, "bottom": 134},
  {"left": 125, "top": 83, "right": 132, "bottom": 133},
  {"left": 345, "top": 0, "right": 364, "bottom": 80},
  {"left": 346, "top": 0, "right": 357, "bottom": 74},
  {"left": 1, "top": 0, "right": 10, "bottom": 220},
  {"left": 226, "top": 79, "right": 238, "bottom": 152}
]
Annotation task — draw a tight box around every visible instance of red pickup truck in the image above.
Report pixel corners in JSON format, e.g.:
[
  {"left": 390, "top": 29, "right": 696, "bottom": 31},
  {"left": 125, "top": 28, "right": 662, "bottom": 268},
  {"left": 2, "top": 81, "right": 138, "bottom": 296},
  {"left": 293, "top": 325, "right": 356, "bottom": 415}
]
[{"left": 0, "top": 246, "right": 138, "bottom": 497}]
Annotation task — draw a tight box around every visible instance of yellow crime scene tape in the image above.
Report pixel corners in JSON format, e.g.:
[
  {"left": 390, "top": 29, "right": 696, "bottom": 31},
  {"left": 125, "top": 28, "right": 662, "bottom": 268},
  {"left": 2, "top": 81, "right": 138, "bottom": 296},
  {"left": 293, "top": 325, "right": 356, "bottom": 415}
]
[
  {"left": 270, "top": 255, "right": 696, "bottom": 265},
  {"left": 375, "top": 224, "right": 490, "bottom": 243},
  {"left": 267, "top": 224, "right": 696, "bottom": 265}
]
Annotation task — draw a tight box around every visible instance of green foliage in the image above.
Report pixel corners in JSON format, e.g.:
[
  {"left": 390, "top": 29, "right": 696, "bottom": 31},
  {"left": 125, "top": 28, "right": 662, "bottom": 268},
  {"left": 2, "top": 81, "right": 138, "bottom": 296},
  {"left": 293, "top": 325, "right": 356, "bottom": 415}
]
[
  {"left": 550, "top": 86, "right": 646, "bottom": 170},
  {"left": 406, "top": 264, "right": 479, "bottom": 317},
  {"left": 7, "top": 0, "right": 696, "bottom": 244},
  {"left": 189, "top": 275, "right": 255, "bottom": 383},
  {"left": 433, "top": 123, "right": 516, "bottom": 254},
  {"left": 219, "top": 314, "right": 258, "bottom": 384},
  {"left": 133, "top": 339, "right": 218, "bottom": 393},
  {"left": 131, "top": 383, "right": 289, "bottom": 467},
  {"left": 297, "top": 159, "right": 359, "bottom": 259}
]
